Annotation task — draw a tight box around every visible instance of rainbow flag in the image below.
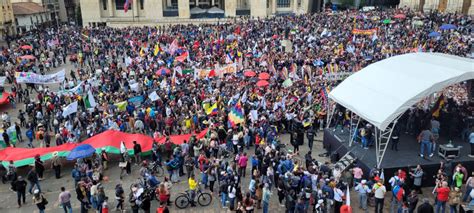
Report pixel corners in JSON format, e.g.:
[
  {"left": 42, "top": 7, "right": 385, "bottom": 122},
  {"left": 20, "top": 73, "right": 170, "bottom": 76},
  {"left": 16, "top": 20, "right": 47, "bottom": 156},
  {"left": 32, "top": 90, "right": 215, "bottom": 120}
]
[{"left": 228, "top": 102, "right": 245, "bottom": 127}]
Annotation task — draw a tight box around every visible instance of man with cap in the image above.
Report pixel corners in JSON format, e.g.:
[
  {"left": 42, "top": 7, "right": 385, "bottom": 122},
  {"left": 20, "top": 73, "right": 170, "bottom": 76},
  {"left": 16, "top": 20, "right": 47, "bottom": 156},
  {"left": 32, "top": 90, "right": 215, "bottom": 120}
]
[
  {"left": 51, "top": 151, "right": 62, "bottom": 179},
  {"left": 354, "top": 179, "right": 370, "bottom": 212},
  {"left": 13, "top": 176, "right": 27, "bottom": 207}
]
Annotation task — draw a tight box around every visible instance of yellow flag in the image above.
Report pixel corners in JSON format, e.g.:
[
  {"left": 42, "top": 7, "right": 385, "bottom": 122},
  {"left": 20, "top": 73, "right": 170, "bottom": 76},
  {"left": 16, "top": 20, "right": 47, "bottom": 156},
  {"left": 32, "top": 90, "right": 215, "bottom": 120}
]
[
  {"left": 153, "top": 44, "right": 160, "bottom": 56},
  {"left": 115, "top": 101, "right": 128, "bottom": 111}
]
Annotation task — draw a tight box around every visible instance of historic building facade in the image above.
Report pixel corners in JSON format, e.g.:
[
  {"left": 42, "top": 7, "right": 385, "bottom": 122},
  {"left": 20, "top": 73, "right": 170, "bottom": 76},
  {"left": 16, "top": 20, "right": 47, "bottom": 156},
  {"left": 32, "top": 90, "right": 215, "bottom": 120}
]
[
  {"left": 399, "top": 0, "right": 473, "bottom": 15},
  {"left": 80, "top": 0, "right": 312, "bottom": 27}
]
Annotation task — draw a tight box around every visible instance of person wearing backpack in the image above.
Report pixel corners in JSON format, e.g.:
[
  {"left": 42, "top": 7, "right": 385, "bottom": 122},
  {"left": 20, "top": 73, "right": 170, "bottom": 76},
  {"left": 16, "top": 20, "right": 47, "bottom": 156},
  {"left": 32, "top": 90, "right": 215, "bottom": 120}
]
[
  {"left": 390, "top": 183, "right": 405, "bottom": 213},
  {"left": 33, "top": 189, "right": 47, "bottom": 213},
  {"left": 26, "top": 128, "right": 34, "bottom": 148}
]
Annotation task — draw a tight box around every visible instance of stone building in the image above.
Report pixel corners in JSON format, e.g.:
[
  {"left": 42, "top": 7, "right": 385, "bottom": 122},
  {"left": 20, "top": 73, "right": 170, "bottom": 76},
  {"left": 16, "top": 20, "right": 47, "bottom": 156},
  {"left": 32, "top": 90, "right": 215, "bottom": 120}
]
[
  {"left": 80, "top": 0, "right": 313, "bottom": 27},
  {"left": 0, "top": 0, "right": 16, "bottom": 39},
  {"left": 399, "top": 0, "right": 473, "bottom": 15},
  {"left": 12, "top": 0, "right": 68, "bottom": 25},
  {"left": 12, "top": 2, "right": 49, "bottom": 33}
]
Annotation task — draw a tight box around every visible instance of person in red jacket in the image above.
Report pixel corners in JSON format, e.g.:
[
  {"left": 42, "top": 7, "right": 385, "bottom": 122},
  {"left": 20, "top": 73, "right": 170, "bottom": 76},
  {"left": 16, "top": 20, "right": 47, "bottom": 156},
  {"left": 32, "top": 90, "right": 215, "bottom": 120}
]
[{"left": 435, "top": 181, "right": 450, "bottom": 213}]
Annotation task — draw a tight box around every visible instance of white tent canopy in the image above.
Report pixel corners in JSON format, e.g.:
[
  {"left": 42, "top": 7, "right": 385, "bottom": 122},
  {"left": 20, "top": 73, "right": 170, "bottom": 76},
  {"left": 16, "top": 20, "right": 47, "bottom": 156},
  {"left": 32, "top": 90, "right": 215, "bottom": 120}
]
[
  {"left": 329, "top": 53, "right": 474, "bottom": 130},
  {"left": 190, "top": 7, "right": 206, "bottom": 14},
  {"left": 207, "top": 6, "right": 225, "bottom": 14}
]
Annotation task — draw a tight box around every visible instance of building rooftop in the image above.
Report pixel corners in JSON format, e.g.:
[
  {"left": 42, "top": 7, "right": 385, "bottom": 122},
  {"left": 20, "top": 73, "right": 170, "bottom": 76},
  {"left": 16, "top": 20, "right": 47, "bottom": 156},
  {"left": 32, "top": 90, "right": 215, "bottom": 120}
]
[{"left": 12, "top": 2, "right": 46, "bottom": 15}]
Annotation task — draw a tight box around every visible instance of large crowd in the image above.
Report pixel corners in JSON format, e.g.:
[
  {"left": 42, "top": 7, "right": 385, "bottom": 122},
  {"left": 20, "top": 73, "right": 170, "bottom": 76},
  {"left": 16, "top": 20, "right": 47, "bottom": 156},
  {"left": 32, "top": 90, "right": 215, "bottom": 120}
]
[{"left": 0, "top": 6, "right": 473, "bottom": 213}]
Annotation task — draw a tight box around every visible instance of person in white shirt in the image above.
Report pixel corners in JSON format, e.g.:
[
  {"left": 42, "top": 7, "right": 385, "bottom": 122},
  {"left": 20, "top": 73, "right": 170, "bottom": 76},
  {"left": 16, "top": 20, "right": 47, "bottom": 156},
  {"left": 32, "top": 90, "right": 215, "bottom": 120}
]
[
  {"left": 228, "top": 184, "right": 237, "bottom": 210},
  {"left": 372, "top": 180, "right": 386, "bottom": 213},
  {"left": 333, "top": 186, "right": 344, "bottom": 212}
]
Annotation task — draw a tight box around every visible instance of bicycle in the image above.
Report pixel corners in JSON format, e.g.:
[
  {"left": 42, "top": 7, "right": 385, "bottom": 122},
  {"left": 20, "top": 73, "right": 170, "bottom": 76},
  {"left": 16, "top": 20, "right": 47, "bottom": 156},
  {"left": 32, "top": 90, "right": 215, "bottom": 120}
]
[
  {"left": 174, "top": 186, "right": 212, "bottom": 209},
  {"left": 148, "top": 161, "right": 165, "bottom": 177}
]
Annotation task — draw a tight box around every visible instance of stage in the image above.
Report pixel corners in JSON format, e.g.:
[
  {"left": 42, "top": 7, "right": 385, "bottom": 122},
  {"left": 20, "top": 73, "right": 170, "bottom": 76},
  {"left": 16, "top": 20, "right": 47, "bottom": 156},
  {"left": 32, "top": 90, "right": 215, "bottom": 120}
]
[{"left": 323, "top": 128, "right": 474, "bottom": 187}]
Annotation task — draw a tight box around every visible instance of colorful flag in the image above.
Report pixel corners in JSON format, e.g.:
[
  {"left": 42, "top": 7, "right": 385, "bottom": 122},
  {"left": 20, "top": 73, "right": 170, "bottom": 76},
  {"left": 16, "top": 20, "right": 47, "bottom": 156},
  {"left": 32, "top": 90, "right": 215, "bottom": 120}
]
[
  {"left": 153, "top": 44, "right": 160, "bottom": 56},
  {"left": 168, "top": 39, "right": 179, "bottom": 55},
  {"left": 115, "top": 101, "right": 128, "bottom": 111},
  {"left": 203, "top": 102, "right": 218, "bottom": 115},
  {"left": 228, "top": 102, "right": 245, "bottom": 127},
  {"left": 431, "top": 94, "right": 445, "bottom": 118},
  {"left": 175, "top": 51, "right": 188, "bottom": 63},
  {"left": 84, "top": 90, "right": 97, "bottom": 108},
  {"left": 124, "top": 0, "right": 132, "bottom": 13}
]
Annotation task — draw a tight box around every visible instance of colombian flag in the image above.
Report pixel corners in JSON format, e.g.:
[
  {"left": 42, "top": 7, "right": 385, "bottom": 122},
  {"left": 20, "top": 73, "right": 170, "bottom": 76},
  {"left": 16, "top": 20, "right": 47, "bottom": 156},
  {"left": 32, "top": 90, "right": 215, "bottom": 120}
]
[{"left": 203, "top": 102, "right": 218, "bottom": 115}]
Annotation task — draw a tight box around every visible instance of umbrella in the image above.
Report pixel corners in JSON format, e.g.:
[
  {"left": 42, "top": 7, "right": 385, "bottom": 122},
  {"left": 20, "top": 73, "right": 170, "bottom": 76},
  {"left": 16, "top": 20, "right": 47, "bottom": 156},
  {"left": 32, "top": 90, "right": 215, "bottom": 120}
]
[
  {"left": 371, "top": 16, "right": 380, "bottom": 21},
  {"left": 67, "top": 144, "right": 96, "bottom": 160},
  {"left": 20, "top": 55, "right": 36, "bottom": 60},
  {"left": 282, "top": 79, "right": 293, "bottom": 88},
  {"left": 244, "top": 70, "right": 256, "bottom": 77},
  {"left": 226, "top": 34, "right": 236, "bottom": 40},
  {"left": 256, "top": 80, "right": 269, "bottom": 87},
  {"left": 440, "top": 24, "right": 456, "bottom": 30},
  {"left": 258, "top": 72, "right": 270, "bottom": 80},
  {"left": 428, "top": 31, "right": 441, "bottom": 37},
  {"left": 156, "top": 68, "right": 170, "bottom": 76},
  {"left": 413, "top": 20, "right": 424, "bottom": 26},
  {"left": 393, "top": 14, "right": 406, "bottom": 19},
  {"left": 20, "top": 45, "right": 33, "bottom": 50},
  {"left": 382, "top": 19, "right": 391, "bottom": 24}
]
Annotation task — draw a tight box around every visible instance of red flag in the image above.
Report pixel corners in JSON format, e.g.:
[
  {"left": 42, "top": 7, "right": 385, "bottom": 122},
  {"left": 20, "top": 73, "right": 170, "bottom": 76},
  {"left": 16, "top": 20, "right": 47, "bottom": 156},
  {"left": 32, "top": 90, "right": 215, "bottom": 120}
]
[
  {"left": 208, "top": 70, "right": 216, "bottom": 77},
  {"left": 175, "top": 51, "right": 188, "bottom": 63},
  {"left": 124, "top": 0, "right": 132, "bottom": 13},
  {"left": 234, "top": 26, "right": 241, "bottom": 35}
]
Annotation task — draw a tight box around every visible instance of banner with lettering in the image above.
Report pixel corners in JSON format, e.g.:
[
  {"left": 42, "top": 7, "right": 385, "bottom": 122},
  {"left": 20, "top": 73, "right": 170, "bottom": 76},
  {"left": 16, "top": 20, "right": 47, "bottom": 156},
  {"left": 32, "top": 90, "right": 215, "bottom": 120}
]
[
  {"left": 196, "top": 63, "right": 237, "bottom": 79},
  {"left": 352, "top": 29, "right": 377, "bottom": 35},
  {"left": 15, "top": 69, "right": 66, "bottom": 84}
]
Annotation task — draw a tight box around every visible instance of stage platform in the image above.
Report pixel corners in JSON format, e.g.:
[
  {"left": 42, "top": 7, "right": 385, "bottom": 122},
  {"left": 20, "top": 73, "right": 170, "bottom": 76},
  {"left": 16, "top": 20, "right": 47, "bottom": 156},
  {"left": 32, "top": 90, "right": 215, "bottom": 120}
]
[{"left": 323, "top": 128, "right": 474, "bottom": 187}]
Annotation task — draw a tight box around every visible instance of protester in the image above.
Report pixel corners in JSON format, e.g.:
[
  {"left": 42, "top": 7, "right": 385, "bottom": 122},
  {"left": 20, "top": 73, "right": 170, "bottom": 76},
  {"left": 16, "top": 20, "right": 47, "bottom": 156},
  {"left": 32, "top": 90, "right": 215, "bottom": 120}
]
[
  {"left": 58, "top": 186, "right": 73, "bottom": 213},
  {"left": 0, "top": 6, "right": 472, "bottom": 213},
  {"left": 13, "top": 176, "right": 27, "bottom": 208},
  {"left": 32, "top": 189, "right": 47, "bottom": 213}
]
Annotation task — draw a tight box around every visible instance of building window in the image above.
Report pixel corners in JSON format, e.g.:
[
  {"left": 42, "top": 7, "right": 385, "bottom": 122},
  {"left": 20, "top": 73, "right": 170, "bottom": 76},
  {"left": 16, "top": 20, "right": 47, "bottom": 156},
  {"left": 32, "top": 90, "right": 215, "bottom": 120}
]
[
  {"left": 102, "top": 0, "right": 107, "bottom": 10},
  {"left": 115, "top": 0, "right": 131, "bottom": 10},
  {"left": 277, "top": 0, "right": 290, "bottom": 7},
  {"left": 297, "top": 0, "right": 301, "bottom": 7},
  {"left": 140, "top": 0, "right": 143, "bottom": 10}
]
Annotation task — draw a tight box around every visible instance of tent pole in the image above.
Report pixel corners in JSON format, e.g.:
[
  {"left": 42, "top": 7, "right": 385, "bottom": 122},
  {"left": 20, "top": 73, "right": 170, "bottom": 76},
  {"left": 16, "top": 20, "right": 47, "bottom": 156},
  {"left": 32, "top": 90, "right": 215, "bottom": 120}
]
[
  {"left": 326, "top": 101, "right": 336, "bottom": 128},
  {"left": 349, "top": 117, "right": 361, "bottom": 147}
]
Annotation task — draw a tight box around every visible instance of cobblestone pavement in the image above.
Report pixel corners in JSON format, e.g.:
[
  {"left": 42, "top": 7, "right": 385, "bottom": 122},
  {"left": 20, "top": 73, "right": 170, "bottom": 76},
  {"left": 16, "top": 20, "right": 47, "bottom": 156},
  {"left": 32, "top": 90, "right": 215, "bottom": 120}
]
[{"left": 0, "top": 62, "right": 437, "bottom": 213}]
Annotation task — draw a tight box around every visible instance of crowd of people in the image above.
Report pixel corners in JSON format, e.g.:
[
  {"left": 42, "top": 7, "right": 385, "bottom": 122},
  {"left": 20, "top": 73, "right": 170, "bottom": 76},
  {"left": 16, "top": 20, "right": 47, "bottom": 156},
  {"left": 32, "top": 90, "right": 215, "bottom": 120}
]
[{"left": 0, "top": 6, "right": 473, "bottom": 213}]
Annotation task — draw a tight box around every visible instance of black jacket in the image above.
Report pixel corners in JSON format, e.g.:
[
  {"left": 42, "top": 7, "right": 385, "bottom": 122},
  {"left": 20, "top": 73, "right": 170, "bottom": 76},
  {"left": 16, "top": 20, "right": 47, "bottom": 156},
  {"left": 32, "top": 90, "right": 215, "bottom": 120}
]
[{"left": 417, "top": 203, "right": 434, "bottom": 213}]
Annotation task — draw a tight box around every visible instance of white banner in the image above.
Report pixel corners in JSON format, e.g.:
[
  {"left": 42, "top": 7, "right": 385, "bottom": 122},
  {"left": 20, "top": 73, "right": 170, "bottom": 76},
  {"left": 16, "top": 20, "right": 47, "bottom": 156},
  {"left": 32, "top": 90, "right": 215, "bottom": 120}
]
[
  {"left": 62, "top": 101, "right": 78, "bottom": 117},
  {"left": 148, "top": 91, "right": 159, "bottom": 101},
  {"left": 15, "top": 69, "right": 65, "bottom": 84},
  {"left": 0, "top": 76, "right": 5, "bottom": 86}
]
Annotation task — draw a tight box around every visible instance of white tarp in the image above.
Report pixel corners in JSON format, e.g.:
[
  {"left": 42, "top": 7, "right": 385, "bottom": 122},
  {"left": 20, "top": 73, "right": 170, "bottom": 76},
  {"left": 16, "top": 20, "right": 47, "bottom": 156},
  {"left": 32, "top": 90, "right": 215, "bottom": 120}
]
[{"left": 329, "top": 53, "right": 474, "bottom": 130}]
